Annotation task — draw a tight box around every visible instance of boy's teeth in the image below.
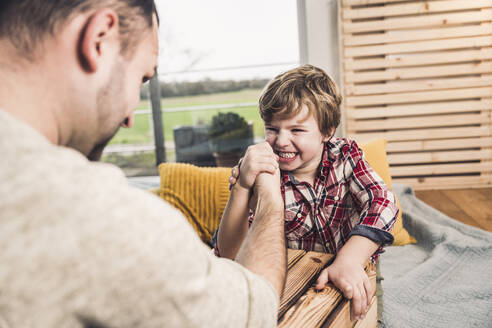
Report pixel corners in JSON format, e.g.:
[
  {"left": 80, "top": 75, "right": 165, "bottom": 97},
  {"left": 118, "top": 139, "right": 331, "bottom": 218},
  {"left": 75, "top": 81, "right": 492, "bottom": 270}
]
[{"left": 278, "top": 152, "right": 296, "bottom": 158}]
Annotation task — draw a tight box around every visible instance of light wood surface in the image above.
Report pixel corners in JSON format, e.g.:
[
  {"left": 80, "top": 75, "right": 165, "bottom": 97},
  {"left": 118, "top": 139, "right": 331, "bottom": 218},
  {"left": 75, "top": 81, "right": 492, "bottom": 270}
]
[
  {"left": 344, "top": 24, "right": 492, "bottom": 46},
  {"left": 343, "top": 0, "right": 491, "bottom": 20},
  {"left": 279, "top": 251, "right": 334, "bottom": 318},
  {"left": 343, "top": 9, "right": 492, "bottom": 33},
  {"left": 415, "top": 188, "right": 492, "bottom": 232},
  {"left": 339, "top": 0, "right": 492, "bottom": 190},
  {"left": 345, "top": 49, "right": 492, "bottom": 70}
]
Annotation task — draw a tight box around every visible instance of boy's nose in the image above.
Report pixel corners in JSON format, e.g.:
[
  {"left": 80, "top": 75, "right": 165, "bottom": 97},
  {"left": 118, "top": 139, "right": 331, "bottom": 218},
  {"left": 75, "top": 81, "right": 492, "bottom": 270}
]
[{"left": 275, "top": 131, "right": 290, "bottom": 148}]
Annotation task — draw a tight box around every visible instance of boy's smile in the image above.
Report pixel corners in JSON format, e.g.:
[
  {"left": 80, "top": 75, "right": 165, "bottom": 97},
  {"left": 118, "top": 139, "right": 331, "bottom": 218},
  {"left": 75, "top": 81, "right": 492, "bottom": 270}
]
[
  {"left": 277, "top": 151, "right": 297, "bottom": 161},
  {"left": 265, "top": 104, "right": 331, "bottom": 183}
]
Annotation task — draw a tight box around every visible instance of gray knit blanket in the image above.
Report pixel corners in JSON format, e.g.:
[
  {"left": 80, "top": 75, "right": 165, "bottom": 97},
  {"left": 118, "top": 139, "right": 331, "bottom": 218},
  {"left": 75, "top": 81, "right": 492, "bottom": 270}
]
[{"left": 380, "top": 184, "right": 492, "bottom": 328}]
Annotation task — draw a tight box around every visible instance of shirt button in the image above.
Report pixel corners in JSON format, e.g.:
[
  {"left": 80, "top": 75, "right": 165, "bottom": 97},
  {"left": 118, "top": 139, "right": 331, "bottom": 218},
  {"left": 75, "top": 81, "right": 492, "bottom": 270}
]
[
  {"left": 296, "top": 213, "right": 302, "bottom": 218},
  {"left": 334, "top": 195, "right": 339, "bottom": 201},
  {"left": 325, "top": 242, "right": 330, "bottom": 248}
]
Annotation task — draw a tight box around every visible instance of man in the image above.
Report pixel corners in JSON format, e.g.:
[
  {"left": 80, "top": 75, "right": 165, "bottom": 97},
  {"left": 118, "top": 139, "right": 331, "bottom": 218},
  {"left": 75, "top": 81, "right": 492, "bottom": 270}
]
[{"left": 0, "top": 1, "right": 286, "bottom": 327}]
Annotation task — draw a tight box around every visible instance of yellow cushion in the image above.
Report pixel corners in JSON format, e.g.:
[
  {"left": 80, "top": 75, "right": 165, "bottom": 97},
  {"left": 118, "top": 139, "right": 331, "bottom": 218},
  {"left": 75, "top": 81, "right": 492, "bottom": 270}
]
[
  {"left": 360, "top": 139, "right": 417, "bottom": 246},
  {"left": 158, "top": 163, "right": 230, "bottom": 244},
  {"left": 148, "top": 187, "right": 161, "bottom": 196}
]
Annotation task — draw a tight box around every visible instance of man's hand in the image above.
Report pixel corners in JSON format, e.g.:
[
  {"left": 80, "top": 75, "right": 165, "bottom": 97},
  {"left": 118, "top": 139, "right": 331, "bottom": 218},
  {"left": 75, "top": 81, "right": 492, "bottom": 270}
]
[
  {"left": 315, "top": 258, "right": 374, "bottom": 321},
  {"left": 254, "top": 167, "right": 281, "bottom": 196},
  {"left": 235, "top": 168, "right": 285, "bottom": 299},
  {"left": 234, "top": 142, "right": 279, "bottom": 191}
]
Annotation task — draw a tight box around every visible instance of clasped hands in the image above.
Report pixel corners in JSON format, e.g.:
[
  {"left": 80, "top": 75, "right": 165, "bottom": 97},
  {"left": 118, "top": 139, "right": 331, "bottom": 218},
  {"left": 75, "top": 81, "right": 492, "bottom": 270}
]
[{"left": 229, "top": 142, "right": 280, "bottom": 209}]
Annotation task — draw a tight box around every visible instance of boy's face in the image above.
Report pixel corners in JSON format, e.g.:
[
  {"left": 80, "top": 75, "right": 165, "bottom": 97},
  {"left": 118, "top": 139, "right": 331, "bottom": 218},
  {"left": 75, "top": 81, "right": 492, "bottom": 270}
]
[{"left": 264, "top": 104, "right": 331, "bottom": 180}]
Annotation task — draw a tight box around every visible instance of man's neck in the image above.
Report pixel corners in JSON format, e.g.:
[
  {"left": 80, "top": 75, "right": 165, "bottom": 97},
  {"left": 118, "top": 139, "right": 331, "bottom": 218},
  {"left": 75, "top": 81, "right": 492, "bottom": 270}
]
[{"left": 0, "top": 48, "right": 61, "bottom": 145}]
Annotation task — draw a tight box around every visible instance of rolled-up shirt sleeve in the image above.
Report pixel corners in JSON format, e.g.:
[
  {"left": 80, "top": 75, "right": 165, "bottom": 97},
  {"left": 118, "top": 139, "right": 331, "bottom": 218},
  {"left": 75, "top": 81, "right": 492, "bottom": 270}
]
[{"left": 344, "top": 141, "right": 398, "bottom": 251}]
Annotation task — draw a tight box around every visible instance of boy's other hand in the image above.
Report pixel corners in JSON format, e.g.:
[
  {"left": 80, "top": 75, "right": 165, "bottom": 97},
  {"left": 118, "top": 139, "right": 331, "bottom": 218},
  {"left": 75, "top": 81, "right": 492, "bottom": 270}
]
[
  {"left": 235, "top": 142, "right": 279, "bottom": 191},
  {"left": 228, "top": 164, "right": 240, "bottom": 190},
  {"left": 314, "top": 259, "right": 373, "bottom": 321}
]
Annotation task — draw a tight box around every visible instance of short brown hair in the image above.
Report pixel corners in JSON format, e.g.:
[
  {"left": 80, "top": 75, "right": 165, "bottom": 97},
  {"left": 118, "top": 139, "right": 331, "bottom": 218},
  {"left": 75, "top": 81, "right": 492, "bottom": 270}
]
[
  {"left": 259, "top": 64, "right": 342, "bottom": 136},
  {"left": 0, "top": 0, "right": 158, "bottom": 59}
]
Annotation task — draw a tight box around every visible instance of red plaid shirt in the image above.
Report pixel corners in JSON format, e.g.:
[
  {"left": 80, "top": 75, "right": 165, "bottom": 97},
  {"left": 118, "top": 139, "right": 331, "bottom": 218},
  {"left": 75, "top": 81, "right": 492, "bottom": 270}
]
[
  {"left": 247, "top": 138, "right": 397, "bottom": 260},
  {"left": 213, "top": 138, "right": 398, "bottom": 260}
]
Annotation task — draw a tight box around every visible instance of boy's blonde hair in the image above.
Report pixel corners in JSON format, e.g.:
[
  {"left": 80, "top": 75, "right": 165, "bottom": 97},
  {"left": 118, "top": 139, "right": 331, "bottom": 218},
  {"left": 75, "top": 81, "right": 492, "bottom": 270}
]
[{"left": 259, "top": 64, "right": 342, "bottom": 136}]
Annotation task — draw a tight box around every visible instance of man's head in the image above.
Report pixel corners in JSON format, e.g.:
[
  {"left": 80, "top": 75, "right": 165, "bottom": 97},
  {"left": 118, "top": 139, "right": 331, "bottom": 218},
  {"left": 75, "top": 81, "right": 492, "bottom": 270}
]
[
  {"left": 0, "top": 0, "right": 157, "bottom": 60},
  {"left": 0, "top": 0, "right": 159, "bottom": 160},
  {"left": 259, "top": 64, "right": 342, "bottom": 139}
]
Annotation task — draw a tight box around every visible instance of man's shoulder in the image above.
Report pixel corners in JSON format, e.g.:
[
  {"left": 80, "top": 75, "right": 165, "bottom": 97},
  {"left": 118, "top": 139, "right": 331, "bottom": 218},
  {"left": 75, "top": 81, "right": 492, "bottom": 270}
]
[
  {"left": 0, "top": 121, "right": 182, "bottom": 228},
  {"left": 1, "top": 131, "right": 122, "bottom": 192},
  {"left": 0, "top": 109, "right": 120, "bottom": 189},
  {"left": 0, "top": 130, "right": 196, "bottom": 275}
]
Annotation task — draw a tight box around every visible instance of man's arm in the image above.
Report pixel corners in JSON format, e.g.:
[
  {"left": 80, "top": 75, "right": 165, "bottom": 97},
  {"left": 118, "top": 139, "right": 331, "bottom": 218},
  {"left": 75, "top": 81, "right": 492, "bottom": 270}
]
[
  {"left": 216, "top": 183, "right": 252, "bottom": 259},
  {"left": 235, "top": 171, "right": 286, "bottom": 298}
]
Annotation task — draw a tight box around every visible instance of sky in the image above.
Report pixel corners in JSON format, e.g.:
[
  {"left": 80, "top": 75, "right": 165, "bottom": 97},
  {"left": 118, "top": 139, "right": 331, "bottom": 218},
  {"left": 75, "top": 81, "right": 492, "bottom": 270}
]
[{"left": 155, "top": 0, "right": 300, "bottom": 82}]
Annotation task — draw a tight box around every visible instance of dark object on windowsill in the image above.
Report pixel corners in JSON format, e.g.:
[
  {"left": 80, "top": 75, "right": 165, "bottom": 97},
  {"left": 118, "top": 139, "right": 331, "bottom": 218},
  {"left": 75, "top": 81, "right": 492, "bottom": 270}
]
[{"left": 208, "top": 112, "right": 253, "bottom": 167}]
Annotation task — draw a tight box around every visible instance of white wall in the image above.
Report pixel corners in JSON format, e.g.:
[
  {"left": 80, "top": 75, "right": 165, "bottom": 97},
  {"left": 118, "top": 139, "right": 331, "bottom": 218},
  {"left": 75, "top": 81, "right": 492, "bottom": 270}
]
[{"left": 297, "top": 0, "right": 344, "bottom": 137}]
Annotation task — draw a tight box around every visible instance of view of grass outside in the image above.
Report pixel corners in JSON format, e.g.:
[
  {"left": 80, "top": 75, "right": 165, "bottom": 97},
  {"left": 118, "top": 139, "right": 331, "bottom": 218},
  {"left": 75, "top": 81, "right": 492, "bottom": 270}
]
[
  {"left": 109, "top": 88, "right": 265, "bottom": 145},
  {"left": 102, "top": 88, "right": 266, "bottom": 176}
]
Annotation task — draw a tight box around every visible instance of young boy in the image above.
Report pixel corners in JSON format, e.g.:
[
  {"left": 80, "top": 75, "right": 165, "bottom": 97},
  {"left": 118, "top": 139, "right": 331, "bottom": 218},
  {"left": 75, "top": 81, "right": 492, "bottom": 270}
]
[{"left": 214, "top": 65, "right": 398, "bottom": 320}]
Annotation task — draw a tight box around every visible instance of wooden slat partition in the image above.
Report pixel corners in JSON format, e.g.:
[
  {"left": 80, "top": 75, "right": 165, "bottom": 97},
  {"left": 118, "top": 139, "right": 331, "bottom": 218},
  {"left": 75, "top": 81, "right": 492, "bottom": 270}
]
[{"left": 339, "top": 0, "right": 492, "bottom": 190}]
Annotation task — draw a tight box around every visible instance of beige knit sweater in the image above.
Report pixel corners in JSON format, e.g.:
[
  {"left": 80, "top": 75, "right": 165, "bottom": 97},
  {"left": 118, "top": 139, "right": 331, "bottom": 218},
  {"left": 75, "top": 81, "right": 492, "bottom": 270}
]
[{"left": 0, "top": 110, "right": 278, "bottom": 328}]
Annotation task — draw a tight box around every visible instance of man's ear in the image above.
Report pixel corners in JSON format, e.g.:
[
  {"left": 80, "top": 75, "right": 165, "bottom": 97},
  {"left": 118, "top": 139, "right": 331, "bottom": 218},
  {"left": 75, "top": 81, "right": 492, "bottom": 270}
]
[{"left": 79, "top": 9, "right": 119, "bottom": 72}]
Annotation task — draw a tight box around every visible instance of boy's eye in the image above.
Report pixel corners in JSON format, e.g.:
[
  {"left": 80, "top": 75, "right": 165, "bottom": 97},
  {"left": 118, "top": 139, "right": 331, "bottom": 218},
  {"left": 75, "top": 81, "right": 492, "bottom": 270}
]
[
  {"left": 266, "top": 127, "right": 278, "bottom": 132},
  {"left": 292, "top": 129, "right": 305, "bottom": 133}
]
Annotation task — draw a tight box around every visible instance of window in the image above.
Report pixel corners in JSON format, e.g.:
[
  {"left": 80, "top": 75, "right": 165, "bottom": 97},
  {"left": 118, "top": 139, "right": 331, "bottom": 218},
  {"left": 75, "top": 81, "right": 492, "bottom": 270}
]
[{"left": 102, "top": 0, "right": 299, "bottom": 176}]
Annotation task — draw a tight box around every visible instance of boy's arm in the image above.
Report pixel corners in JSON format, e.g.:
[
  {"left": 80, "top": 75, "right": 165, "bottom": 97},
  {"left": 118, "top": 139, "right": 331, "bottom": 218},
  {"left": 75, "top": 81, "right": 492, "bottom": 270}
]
[
  {"left": 316, "top": 140, "right": 398, "bottom": 320},
  {"left": 216, "top": 183, "right": 252, "bottom": 259},
  {"left": 346, "top": 141, "right": 398, "bottom": 252},
  {"left": 315, "top": 236, "right": 379, "bottom": 321},
  {"left": 216, "top": 142, "right": 279, "bottom": 259}
]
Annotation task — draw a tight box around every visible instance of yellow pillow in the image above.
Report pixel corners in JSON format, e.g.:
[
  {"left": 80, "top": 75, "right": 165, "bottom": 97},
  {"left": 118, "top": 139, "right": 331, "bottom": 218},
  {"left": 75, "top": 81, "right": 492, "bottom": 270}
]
[
  {"left": 360, "top": 139, "right": 416, "bottom": 246},
  {"left": 158, "top": 163, "right": 230, "bottom": 244}
]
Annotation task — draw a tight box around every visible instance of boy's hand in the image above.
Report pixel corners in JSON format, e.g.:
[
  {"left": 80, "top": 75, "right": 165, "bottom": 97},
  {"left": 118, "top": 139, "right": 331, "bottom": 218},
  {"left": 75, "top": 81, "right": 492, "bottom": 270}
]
[
  {"left": 314, "top": 258, "right": 374, "bottom": 321},
  {"left": 234, "top": 142, "right": 279, "bottom": 191},
  {"left": 228, "top": 164, "right": 240, "bottom": 190}
]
